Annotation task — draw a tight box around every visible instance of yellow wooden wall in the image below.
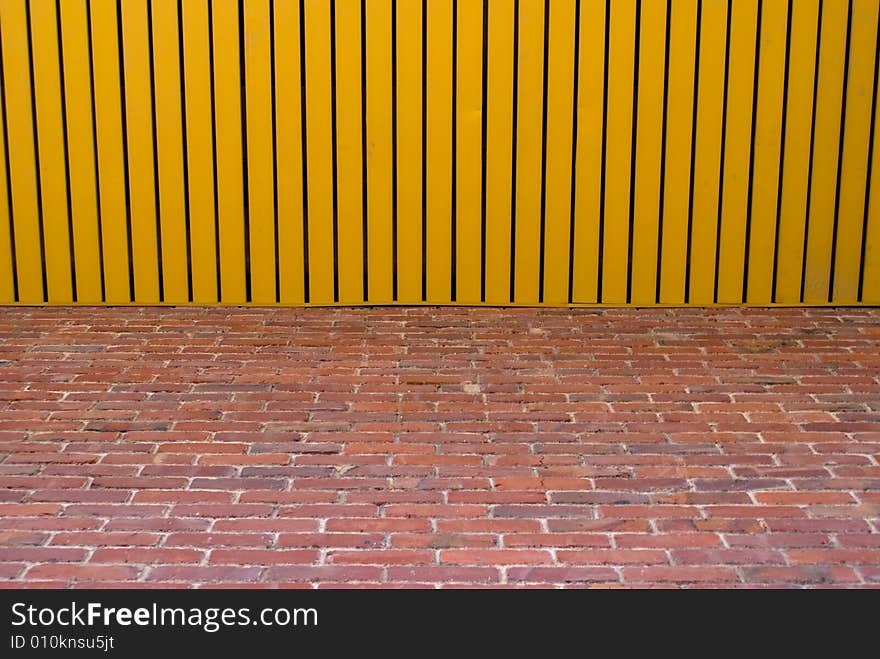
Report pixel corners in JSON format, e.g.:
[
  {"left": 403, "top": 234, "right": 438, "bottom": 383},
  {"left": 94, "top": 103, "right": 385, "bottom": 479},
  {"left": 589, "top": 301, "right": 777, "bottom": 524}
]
[{"left": 0, "top": 0, "right": 878, "bottom": 306}]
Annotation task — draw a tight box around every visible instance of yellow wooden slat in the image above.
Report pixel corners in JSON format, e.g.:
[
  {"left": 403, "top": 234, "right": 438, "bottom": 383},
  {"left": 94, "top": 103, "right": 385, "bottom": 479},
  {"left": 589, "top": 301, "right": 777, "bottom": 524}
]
[
  {"left": 0, "top": 0, "right": 42, "bottom": 303},
  {"left": 58, "top": 0, "right": 101, "bottom": 303},
  {"left": 425, "top": 0, "right": 452, "bottom": 302},
  {"left": 484, "top": 0, "right": 515, "bottom": 304},
  {"left": 717, "top": 0, "right": 759, "bottom": 304},
  {"left": 571, "top": 0, "right": 606, "bottom": 303},
  {"left": 152, "top": 0, "right": 188, "bottom": 303},
  {"left": 541, "top": 0, "right": 576, "bottom": 305},
  {"left": 181, "top": 0, "right": 217, "bottom": 303},
  {"left": 601, "top": 0, "right": 636, "bottom": 304},
  {"left": 803, "top": 0, "right": 848, "bottom": 303},
  {"left": 395, "top": 0, "right": 422, "bottom": 303},
  {"left": 863, "top": 81, "right": 880, "bottom": 302},
  {"left": 274, "top": 0, "right": 305, "bottom": 304},
  {"left": 302, "top": 0, "right": 335, "bottom": 303},
  {"left": 366, "top": 0, "right": 393, "bottom": 302},
  {"left": 746, "top": 0, "right": 788, "bottom": 304},
  {"left": 513, "top": 0, "right": 544, "bottom": 304},
  {"left": 688, "top": 0, "right": 727, "bottom": 305},
  {"left": 244, "top": 0, "right": 276, "bottom": 303},
  {"left": 0, "top": 48, "right": 11, "bottom": 302},
  {"left": 456, "top": 0, "right": 482, "bottom": 304},
  {"left": 30, "top": 0, "right": 72, "bottom": 302},
  {"left": 832, "top": 0, "right": 878, "bottom": 303},
  {"left": 335, "top": 0, "right": 364, "bottom": 303},
  {"left": 90, "top": 0, "right": 130, "bottom": 303},
  {"left": 120, "top": 0, "right": 159, "bottom": 302},
  {"left": 775, "top": 0, "right": 819, "bottom": 303},
  {"left": 659, "top": 0, "right": 697, "bottom": 304},
  {"left": 211, "top": 0, "right": 246, "bottom": 302},
  {"left": 630, "top": 0, "right": 667, "bottom": 305}
]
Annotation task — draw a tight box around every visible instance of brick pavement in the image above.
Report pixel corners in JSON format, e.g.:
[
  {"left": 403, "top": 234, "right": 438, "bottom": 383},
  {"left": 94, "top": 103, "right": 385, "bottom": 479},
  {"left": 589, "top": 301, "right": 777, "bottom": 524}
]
[{"left": 0, "top": 306, "right": 878, "bottom": 588}]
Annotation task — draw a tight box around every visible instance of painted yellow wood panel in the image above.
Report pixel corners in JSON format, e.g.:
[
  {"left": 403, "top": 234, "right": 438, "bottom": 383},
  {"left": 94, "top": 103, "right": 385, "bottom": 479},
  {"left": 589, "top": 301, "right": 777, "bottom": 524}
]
[
  {"left": 244, "top": 0, "right": 277, "bottom": 303},
  {"left": 832, "top": 0, "right": 878, "bottom": 303},
  {"left": 775, "top": 0, "right": 819, "bottom": 303},
  {"left": 335, "top": 0, "right": 365, "bottom": 303},
  {"left": 863, "top": 85, "right": 880, "bottom": 302},
  {"left": 688, "top": 0, "right": 727, "bottom": 305},
  {"left": 274, "top": 0, "right": 306, "bottom": 304},
  {"left": 659, "top": 0, "right": 697, "bottom": 305},
  {"left": 571, "top": 0, "right": 607, "bottom": 303},
  {"left": 366, "top": 0, "right": 394, "bottom": 302},
  {"left": 513, "top": 0, "right": 545, "bottom": 304},
  {"left": 212, "top": 0, "right": 246, "bottom": 302},
  {"left": 59, "top": 0, "right": 101, "bottom": 303},
  {"left": 456, "top": 0, "right": 483, "bottom": 304},
  {"left": 90, "top": 0, "right": 130, "bottom": 303},
  {"left": 303, "top": 0, "right": 335, "bottom": 303},
  {"left": 0, "top": 56, "right": 12, "bottom": 302},
  {"left": 181, "top": 0, "right": 217, "bottom": 303},
  {"left": 542, "top": 0, "right": 576, "bottom": 305},
  {"left": 0, "top": 0, "right": 43, "bottom": 303},
  {"left": 717, "top": 0, "right": 758, "bottom": 304},
  {"left": 484, "top": 0, "right": 515, "bottom": 304},
  {"left": 152, "top": 0, "right": 188, "bottom": 303},
  {"left": 425, "top": 0, "right": 453, "bottom": 302},
  {"left": 121, "top": 0, "right": 160, "bottom": 302},
  {"left": 601, "top": 0, "right": 636, "bottom": 304},
  {"left": 630, "top": 0, "right": 667, "bottom": 305},
  {"left": 30, "top": 0, "right": 73, "bottom": 302},
  {"left": 746, "top": 0, "right": 787, "bottom": 304},
  {"left": 396, "top": 0, "right": 423, "bottom": 303},
  {"left": 803, "top": 0, "right": 848, "bottom": 303}
]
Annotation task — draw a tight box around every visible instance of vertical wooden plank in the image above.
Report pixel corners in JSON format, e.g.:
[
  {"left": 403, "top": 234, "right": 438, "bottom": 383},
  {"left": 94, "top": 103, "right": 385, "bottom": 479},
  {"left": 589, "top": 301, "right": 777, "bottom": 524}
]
[
  {"left": 659, "top": 0, "right": 697, "bottom": 304},
  {"left": 425, "top": 0, "right": 452, "bottom": 302},
  {"left": 0, "top": 52, "right": 12, "bottom": 302},
  {"left": 571, "top": 0, "right": 606, "bottom": 303},
  {"left": 863, "top": 85, "right": 880, "bottom": 302},
  {"left": 746, "top": 0, "right": 787, "bottom": 304},
  {"left": 456, "top": 0, "right": 482, "bottom": 303},
  {"left": 181, "top": 0, "right": 217, "bottom": 303},
  {"left": 366, "top": 0, "right": 393, "bottom": 302},
  {"left": 59, "top": 0, "right": 101, "bottom": 303},
  {"left": 0, "top": 0, "right": 43, "bottom": 303},
  {"left": 775, "top": 0, "right": 819, "bottom": 303},
  {"left": 152, "top": 0, "right": 188, "bottom": 302},
  {"left": 121, "top": 0, "right": 160, "bottom": 302},
  {"left": 244, "top": 0, "right": 276, "bottom": 303},
  {"left": 30, "top": 0, "right": 72, "bottom": 302},
  {"left": 336, "top": 0, "right": 364, "bottom": 303},
  {"left": 541, "top": 0, "right": 576, "bottom": 305},
  {"left": 90, "top": 0, "right": 129, "bottom": 303},
  {"left": 484, "top": 0, "right": 514, "bottom": 304},
  {"left": 302, "top": 0, "right": 335, "bottom": 303},
  {"left": 716, "top": 0, "right": 758, "bottom": 303},
  {"left": 803, "top": 0, "right": 848, "bottom": 302},
  {"left": 212, "top": 0, "right": 246, "bottom": 302},
  {"left": 396, "top": 0, "right": 422, "bottom": 302},
  {"left": 513, "top": 0, "right": 544, "bottom": 303},
  {"left": 832, "top": 0, "right": 878, "bottom": 303},
  {"left": 688, "top": 0, "right": 727, "bottom": 305},
  {"left": 274, "top": 0, "right": 305, "bottom": 303},
  {"left": 601, "top": 0, "right": 636, "bottom": 304},
  {"left": 630, "top": 0, "right": 667, "bottom": 305}
]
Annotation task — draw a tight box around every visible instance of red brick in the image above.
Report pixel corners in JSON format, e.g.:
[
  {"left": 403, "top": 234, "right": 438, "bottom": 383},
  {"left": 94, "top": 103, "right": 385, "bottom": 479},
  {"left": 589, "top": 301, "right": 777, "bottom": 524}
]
[
  {"left": 623, "top": 567, "right": 740, "bottom": 583},
  {"left": 25, "top": 565, "right": 141, "bottom": 581},
  {"left": 327, "top": 550, "right": 434, "bottom": 565},
  {"left": 506, "top": 567, "right": 619, "bottom": 583},
  {"left": 440, "top": 550, "right": 553, "bottom": 565}
]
